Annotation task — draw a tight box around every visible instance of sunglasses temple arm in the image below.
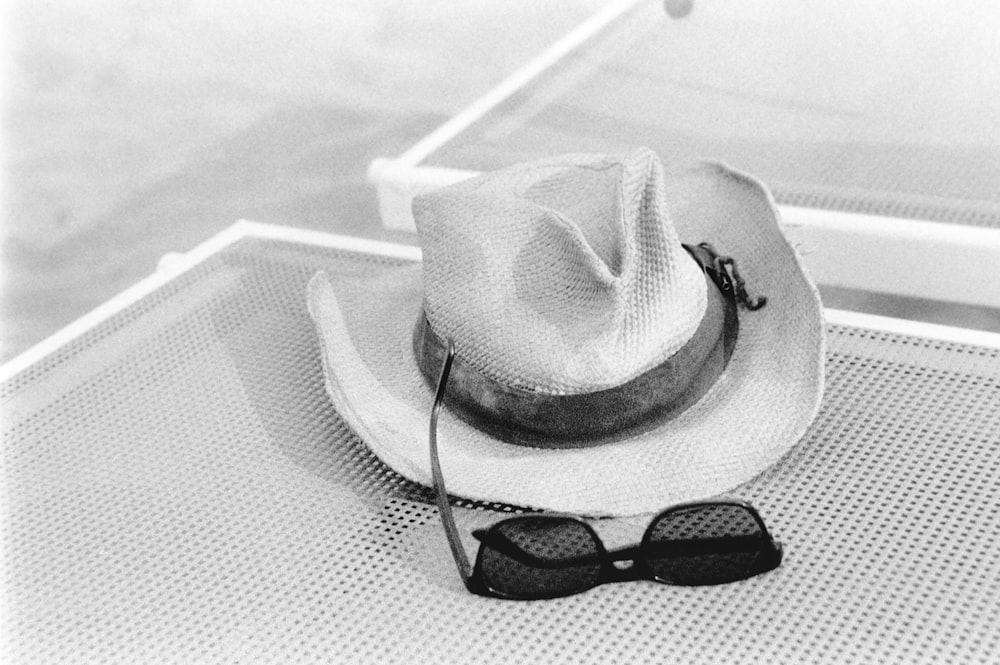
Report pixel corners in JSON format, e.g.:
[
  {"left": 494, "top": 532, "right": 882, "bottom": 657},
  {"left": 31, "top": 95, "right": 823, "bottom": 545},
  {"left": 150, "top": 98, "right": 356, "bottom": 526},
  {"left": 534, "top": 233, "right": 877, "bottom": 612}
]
[{"left": 430, "top": 341, "right": 475, "bottom": 586}]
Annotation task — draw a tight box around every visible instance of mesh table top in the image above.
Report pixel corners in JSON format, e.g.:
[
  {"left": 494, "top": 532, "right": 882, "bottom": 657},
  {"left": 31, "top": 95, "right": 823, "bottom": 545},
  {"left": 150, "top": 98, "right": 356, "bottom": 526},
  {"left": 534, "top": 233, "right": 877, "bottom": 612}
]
[
  {"left": 423, "top": 0, "right": 1000, "bottom": 228},
  {"left": 2, "top": 231, "right": 999, "bottom": 664}
]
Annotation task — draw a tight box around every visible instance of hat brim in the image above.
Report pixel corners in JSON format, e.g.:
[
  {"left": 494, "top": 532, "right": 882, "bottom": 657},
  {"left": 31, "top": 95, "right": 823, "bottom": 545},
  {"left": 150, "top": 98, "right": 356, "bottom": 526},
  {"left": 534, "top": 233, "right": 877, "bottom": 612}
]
[{"left": 307, "top": 161, "right": 825, "bottom": 516}]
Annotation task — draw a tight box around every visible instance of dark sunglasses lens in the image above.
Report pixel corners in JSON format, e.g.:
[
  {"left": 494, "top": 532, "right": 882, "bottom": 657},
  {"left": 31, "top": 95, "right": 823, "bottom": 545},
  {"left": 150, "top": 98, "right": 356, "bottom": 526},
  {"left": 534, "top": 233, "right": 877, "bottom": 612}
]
[
  {"left": 645, "top": 504, "right": 775, "bottom": 585},
  {"left": 477, "top": 516, "right": 602, "bottom": 598}
]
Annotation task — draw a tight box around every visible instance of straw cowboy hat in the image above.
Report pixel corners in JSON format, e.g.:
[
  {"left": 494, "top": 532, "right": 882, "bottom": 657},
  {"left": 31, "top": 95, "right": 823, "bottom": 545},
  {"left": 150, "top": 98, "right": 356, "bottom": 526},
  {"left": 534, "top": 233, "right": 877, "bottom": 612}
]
[{"left": 307, "top": 148, "right": 824, "bottom": 517}]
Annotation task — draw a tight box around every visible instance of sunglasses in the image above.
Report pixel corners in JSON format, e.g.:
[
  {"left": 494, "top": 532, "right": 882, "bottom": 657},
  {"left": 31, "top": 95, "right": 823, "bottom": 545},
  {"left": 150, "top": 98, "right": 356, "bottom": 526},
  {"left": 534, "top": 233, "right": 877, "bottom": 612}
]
[{"left": 429, "top": 340, "right": 784, "bottom": 600}]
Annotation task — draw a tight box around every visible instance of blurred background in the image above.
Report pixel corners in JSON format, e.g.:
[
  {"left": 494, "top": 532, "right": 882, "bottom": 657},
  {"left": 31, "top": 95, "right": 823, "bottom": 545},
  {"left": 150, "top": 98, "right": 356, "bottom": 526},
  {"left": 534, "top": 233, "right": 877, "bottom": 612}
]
[
  {"left": 1, "top": 0, "right": 606, "bottom": 362},
  {"left": 3, "top": 0, "right": 1000, "bottom": 364}
]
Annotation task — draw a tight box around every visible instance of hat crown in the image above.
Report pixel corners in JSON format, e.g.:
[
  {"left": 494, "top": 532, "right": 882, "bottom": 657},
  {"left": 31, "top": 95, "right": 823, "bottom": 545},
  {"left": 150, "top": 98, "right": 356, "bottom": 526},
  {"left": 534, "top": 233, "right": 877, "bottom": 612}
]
[
  {"left": 308, "top": 150, "right": 825, "bottom": 514},
  {"left": 413, "top": 148, "right": 707, "bottom": 394}
]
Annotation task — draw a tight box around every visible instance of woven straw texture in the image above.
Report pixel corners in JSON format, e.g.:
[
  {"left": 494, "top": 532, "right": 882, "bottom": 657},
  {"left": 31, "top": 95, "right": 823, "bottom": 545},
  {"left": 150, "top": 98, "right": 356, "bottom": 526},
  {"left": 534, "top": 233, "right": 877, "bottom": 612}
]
[
  {"left": 308, "top": 155, "right": 824, "bottom": 515},
  {"left": 2, "top": 235, "right": 998, "bottom": 664},
  {"left": 414, "top": 148, "right": 707, "bottom": 392}
]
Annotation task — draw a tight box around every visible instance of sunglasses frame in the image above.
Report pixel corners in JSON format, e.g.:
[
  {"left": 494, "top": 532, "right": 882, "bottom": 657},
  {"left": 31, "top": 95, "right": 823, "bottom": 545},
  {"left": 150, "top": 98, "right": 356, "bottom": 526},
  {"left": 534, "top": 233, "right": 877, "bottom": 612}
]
[{"left": 429, "top": 340, "right": 783, "bottom": 600}]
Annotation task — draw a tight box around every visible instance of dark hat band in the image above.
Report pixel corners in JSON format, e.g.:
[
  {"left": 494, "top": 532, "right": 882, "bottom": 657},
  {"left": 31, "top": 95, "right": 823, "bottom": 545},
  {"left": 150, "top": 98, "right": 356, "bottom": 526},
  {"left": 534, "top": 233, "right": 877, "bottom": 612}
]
[{"left": 413, "top": 261, "right": 738, "bottom": 448}]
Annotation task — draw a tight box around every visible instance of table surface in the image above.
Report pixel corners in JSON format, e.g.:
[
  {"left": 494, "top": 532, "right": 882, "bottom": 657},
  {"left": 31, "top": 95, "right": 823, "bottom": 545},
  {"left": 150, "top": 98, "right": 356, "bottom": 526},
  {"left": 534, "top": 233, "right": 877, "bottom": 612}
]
[
  {"left": 419, "top": 0, "right": 1000, "bottom": 229},
  {"left": 2, "top": 227, "right": 998, "bottom": 664}
]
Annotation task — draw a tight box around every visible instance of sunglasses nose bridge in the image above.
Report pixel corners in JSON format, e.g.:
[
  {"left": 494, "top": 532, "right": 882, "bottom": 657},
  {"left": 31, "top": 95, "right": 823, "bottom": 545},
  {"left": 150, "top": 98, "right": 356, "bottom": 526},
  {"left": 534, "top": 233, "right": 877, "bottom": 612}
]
[{"left": 603, "top": 545, "right": 649, "bottom": 582}]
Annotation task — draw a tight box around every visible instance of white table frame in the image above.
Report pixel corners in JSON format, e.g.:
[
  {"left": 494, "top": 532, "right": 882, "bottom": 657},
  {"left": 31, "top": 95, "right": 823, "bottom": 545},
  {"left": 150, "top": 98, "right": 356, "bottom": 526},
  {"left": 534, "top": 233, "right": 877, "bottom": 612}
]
[{"left": 3, "top": 220, "right": 998, "bottom": 386}]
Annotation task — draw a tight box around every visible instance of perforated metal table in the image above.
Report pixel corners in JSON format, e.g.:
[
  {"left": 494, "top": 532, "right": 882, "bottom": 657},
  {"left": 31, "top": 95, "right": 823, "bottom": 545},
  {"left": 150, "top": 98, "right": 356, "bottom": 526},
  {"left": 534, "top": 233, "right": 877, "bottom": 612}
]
[
  {"left": 410, "top": 0, "right": 1000, "bottom": 228},
  {"left": 2, "top": 222, "right": 998, "bottom": 664}
]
